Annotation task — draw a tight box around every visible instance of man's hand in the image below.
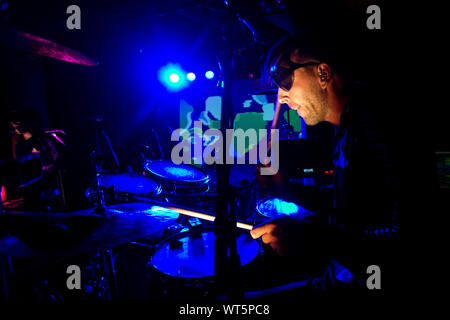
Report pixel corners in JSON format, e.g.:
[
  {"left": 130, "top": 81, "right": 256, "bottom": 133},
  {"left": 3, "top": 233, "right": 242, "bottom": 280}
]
[
  {"left": 255, "top": 163, "right": 290, "bottom": 194},
  {"left": 250, "top": 216, "right": 314, "bottom": 257}
]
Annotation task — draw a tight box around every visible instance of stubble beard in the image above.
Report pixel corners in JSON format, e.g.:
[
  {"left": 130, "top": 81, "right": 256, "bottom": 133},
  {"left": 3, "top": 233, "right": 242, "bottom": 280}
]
[{"left": 301, "top": 85, "right": 328, "bottom": 126}]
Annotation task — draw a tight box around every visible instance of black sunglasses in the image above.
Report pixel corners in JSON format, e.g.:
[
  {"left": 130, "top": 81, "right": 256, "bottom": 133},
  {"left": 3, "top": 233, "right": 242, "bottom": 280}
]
[{"left": 271, "top": 61, "right": 320, "bottom": 91}]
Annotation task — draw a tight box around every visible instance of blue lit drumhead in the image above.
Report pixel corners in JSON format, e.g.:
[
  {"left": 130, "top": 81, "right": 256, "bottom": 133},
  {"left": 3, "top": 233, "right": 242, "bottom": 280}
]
[
  {"left": 100, "top": 173, "right": 160, "bottom": 194},
  {"left": 151, "top": 231, "right": 260, "bottom": 278},
  {"left": 145, "top": 161, "right": 209, "bottom": 185},
  {"left": 256, "top": 196, "right": 314, "bottom": 219}
]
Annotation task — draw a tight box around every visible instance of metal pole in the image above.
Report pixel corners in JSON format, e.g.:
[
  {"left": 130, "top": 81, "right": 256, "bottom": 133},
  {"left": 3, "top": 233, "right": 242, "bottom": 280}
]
[{"left": 213, "top": 7, "right": 244, "bottom": 300}]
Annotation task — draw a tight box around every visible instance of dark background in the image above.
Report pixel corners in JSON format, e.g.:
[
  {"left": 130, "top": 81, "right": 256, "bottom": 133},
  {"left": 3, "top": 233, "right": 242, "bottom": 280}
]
[
  {"left": 0, "top": 0, "right": 440, "bottom": 206},
  {"left": 0, "top": 0, "right": 444, "bottom": 302}
]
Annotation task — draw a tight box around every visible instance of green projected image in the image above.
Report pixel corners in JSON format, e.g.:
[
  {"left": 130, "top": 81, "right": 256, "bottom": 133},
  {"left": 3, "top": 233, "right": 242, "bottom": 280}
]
[
  {"left": 178, "top": 80, "right": 303, "bottom": 163},
  {"left": 283, "top": 109, "right": 303, "bottom": 133}
]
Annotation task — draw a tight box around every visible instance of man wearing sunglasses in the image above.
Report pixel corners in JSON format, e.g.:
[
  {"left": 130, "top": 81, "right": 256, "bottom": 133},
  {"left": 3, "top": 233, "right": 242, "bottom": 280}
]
[{"left": 250, "top": 28, "right": 403, "bottom": 294}]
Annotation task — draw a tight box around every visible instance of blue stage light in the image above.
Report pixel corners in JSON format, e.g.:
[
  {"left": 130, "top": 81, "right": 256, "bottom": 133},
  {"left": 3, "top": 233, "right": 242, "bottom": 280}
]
[
  {"left": 169, "top": 73, "right": 180, "bottom": 83},
  {"left": 205, "top": 71, "right": 214, "bottom": 79},
  {"left": 187, "top": 72, "right": 196, "bottom": 81},
  {"left": 158, "top": 63, "right": 189, "bottom": 92}
]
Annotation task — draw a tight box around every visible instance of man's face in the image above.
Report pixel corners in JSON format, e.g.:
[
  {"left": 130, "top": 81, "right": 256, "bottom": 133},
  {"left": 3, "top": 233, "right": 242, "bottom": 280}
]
[
  {"left": 9, "top": 122, "right": 22, "bottom": 135},
  {"left": 276, "top": 54, "right": 329, "bottom": 126}
]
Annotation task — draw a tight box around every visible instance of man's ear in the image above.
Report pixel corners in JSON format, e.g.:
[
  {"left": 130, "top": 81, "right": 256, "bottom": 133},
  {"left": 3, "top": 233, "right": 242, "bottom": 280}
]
[{"left": 317, "top": 63, "right": 332, "bottom": 88}]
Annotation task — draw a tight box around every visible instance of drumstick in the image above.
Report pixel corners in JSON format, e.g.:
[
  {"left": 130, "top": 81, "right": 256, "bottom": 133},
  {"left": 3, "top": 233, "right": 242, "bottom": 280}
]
[
  {"left": 267, "top": 97, "right": 282, "bottom": 155},
  {"left": 132, "top": 197, "right": 253, "bottom": 231},
  {"left": 260, "top": 96, "right": 281, "bottom": 168}
]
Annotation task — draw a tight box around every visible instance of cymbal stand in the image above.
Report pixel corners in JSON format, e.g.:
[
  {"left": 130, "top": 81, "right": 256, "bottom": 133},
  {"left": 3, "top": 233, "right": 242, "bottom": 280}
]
[
  {"left": 212, "top": 4, "right": 246, "bottom": 301},
  {"left": 100, "top": 248, "right": 118, "bottom": 299},
  {"left": 0, "top": 254, "right": 16, "bottom": 301},
  {"left": 90, "top": 149, "right": 105, "bottom": 214}
]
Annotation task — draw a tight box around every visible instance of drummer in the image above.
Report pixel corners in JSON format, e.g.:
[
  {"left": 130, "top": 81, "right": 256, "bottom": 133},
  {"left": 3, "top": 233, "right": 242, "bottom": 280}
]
[
  {"left": 251, "top": 28, "right": 404, "bottom": 293},
  {"left": 6, "top": 108, "right": 64, "bottom": 210}
]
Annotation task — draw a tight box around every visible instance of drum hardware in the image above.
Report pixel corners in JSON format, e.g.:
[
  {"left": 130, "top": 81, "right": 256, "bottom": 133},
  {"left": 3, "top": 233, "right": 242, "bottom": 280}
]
[
  {"left": 85, "top": 186, "right": 105, "bottom": 204},
  {"left": 86, "top": 120, "right": 161, "bottom": 207},
  {"left": 203, "top": 164, "right": 258, "bottom": 221},
  {"left": 86, "top": 172, "right": 161, "bottom": 205},
  {"left": 184, "top": 217, "right": 202, "bottom": 228},
  {"left": 0, "top": 254, "right": 16, "bottom": 301},
  {"left": 0, "top": 202, "right": 180, "bottom": 301},
  {"left": 132, "top": 197, "right": 253, "bottom": 231},
  {"left": 139, "top": 129, "right": 164, "bottom": 164},
  {"left": 88, "top": 119, "right": 122, "bottom": 213},
  {"left": 90, "top": 148, "right": 106, "bottom": 214},
  {"left": 144, "top": 161, "right": 210, "bottom": 198},
  {"left": 129, "top": 223, "right": 188, "bottom": 251},
  {"left": 146, "top": 226, "right": 262, "bottom": 300},
  {"left": 0, "top": 203, "right": 180, "bottom": 257},
  {"left": 255, "top": 196, "right": 315, "bottom": 220},
  {"left": 9, "top": 248, "right": 116, "bottom": 301},
  {"left": 100, "top": 248, "right": 118, "bottom": 300}
]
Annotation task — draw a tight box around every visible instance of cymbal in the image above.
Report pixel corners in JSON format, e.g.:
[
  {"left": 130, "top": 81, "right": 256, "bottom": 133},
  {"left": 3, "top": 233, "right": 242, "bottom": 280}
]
[
  {"left": 0, "top": 24, "right": 98, "bottom": 66},
  {"left": 0, "top": 202, "right": 179, "bottom": 258}
]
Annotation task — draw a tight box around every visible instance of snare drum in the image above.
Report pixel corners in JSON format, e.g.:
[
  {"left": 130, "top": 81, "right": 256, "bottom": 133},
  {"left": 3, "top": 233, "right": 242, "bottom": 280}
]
[
  {"left": 86, "top": 173, "right": 161, "bottom": 203},
  {"left": 148, "top": 228, "right": 261, "bottom": 300},
  {"left": 256, "top": 196, "right": 315, "bottom": 219},
  {"left": 144, "top": 161, "right": 210, "bottom": 197}
]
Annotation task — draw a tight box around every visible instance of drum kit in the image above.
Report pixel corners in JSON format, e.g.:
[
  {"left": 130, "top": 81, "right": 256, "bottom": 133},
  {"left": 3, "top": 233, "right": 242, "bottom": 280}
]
[
  {"left": 1, "top": 152, "right": 316, "bottom": 300},
  {"left": 0, "top": 22, "right": 317, "bottom": 301}
]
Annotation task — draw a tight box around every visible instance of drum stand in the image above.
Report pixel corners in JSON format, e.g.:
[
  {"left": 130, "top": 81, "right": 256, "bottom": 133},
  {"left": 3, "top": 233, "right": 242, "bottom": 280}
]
[
  {"left": 100, "top": 248, "right": 119, "bottom": 300},
  {"left": 0, "top": 254, "right": 16, "bottom": 301},
  {"left": 211, "top": 5, "right": 248, "bottom": 300},
  {"left": 86, "top": 132, "right": 118, "bottom": 299},
  {"left": 0, "top": 159, "right": 34, "bottom": 301},
  {"left": 90, "top": 149, "right": 106, "bottom": 214}
]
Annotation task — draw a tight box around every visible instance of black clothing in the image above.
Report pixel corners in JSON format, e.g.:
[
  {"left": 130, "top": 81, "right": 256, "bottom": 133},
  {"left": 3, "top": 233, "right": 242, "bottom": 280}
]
[
  {"left": 15, "top": 134, "right": 59, "bottom": 170},
  {"left": 333, "top": 88, "right": 400, "bottom": 237},
  {"left": 13, "top": 133, "right": 64, "bottom": 210},
  {"left": 331, "top": 86, "right": 403, "bottom": 285}
]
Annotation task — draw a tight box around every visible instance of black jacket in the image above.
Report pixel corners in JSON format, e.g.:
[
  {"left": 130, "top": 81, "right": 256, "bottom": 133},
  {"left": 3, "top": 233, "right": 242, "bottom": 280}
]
[{"left": 331, "top": 85, "right": 403, "bottom": 280}]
